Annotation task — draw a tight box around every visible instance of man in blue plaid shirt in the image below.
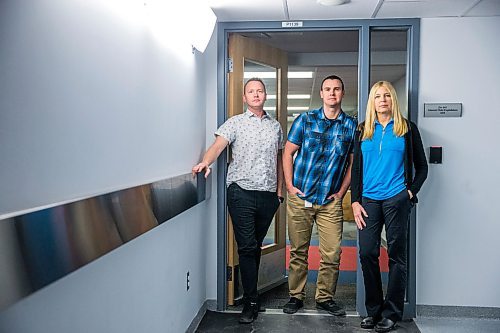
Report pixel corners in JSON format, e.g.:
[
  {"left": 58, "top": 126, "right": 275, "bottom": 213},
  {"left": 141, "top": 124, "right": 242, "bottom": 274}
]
[{"left": 282, "top": 75, "right": 357, "bottom": 316}]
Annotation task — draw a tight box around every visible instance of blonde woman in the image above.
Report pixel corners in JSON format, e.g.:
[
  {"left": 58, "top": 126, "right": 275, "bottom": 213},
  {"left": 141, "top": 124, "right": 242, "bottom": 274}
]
[{"left": 351, "top": 81, "right": 428, "bottom": 332}]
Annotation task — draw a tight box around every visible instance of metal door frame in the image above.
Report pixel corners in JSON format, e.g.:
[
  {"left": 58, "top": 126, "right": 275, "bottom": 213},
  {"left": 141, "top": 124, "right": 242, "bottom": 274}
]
[{"left": 215, "top": 19, "right": 420, "bottom": 317}]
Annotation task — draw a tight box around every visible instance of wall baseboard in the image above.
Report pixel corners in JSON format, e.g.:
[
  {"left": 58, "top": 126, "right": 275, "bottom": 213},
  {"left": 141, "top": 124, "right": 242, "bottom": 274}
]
[
  {"left": 417, "top": 305, "right": 500, "bottom": 319},
  {"left": 186, "top": 300, "right": 217, "bottom": 333}
]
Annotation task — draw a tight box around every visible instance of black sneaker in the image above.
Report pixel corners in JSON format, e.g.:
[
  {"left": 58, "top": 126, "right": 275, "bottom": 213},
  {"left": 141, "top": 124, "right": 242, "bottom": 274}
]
[
  {"left": 375, "top": 318, "right": 396, "bottom": 332},
  {"left": 239, "top": 302, "right": 258, "bottom": 324},
  {"left": 283, "top": 297, "right": 304, "bottom": 314},
  {"left": 361, "top": 316, "right": 378, "bottom": 329},
  {"left": 316, "top": 300, "right": 346, "bottom": 316}
]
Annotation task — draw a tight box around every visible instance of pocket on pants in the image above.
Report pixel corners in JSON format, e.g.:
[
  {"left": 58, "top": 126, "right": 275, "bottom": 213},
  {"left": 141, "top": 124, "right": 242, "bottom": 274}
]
[{"left": 227, "top": 183, "right": 243, "bottom": 206}]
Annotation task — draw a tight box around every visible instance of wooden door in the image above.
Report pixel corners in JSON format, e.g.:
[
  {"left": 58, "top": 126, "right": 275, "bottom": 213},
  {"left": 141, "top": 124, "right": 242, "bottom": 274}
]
[{"left": 226, "top": 33, "right": 288, "bottom": 305}]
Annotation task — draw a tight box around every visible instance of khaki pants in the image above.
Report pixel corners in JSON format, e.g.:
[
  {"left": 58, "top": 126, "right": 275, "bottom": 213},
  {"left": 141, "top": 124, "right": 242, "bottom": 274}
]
[{"left": 287, "top": 194, "right": 343, "bottom": 302}]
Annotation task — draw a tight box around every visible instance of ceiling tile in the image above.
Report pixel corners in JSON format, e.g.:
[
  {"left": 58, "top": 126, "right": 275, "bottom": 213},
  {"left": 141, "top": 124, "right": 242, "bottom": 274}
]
[
  {"left": 209, "top": 0, "right": 498, "bottom": 22},
  {"left": 376, "top": 0, "right": 479, "bottom": 18},
  {"left": 466, "top": 0, "right": 500, "bottom": 17},
  {"left": 287, "top": 0, "right": 380, "bottom": 20}
]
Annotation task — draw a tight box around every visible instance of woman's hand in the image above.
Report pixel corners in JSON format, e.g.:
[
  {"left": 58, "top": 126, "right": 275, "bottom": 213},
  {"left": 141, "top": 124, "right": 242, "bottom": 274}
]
[{"left": 352, "top": 202, "right": 368, "bottom": 230}]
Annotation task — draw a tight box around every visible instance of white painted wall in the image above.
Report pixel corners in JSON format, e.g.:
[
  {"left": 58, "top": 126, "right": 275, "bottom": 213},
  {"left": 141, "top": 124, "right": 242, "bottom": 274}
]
[
  {"left": 417, "top": 16, "right": 500, "bottom": 308},
  {"left": 0, "top": 0, "right": 218, "bottom": 332},
  {"left": 0, "top": 0, "right": 209, "bottom": 216}
]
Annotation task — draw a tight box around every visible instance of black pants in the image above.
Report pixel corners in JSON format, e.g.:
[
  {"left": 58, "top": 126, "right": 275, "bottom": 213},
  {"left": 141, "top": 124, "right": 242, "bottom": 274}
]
[
  {"left": 358, "top": 189, "right": 412, "bottom": 322},
  {"left": 227, "top": 183, "right": 280, "bottom": 302}
]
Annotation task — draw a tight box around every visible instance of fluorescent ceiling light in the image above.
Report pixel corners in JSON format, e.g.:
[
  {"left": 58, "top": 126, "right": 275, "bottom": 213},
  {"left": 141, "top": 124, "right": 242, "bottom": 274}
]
[
  {"left": 317, "top": 0, "right": 348, "bottom": 6},
  {"left": 245, "top": 72, "right": 276, "bottom": 79},
  {"left": 289, "top": 72, "right": 314, "bottom": 78},
  {"left": 244, "top": 72, "right": 314, "bottom": 79},
  {"left": 267, "top": 94, "right": 311, "bottom": 100},
  {"left": 264, "top": 107, "right": 310, "bottom": 111}
]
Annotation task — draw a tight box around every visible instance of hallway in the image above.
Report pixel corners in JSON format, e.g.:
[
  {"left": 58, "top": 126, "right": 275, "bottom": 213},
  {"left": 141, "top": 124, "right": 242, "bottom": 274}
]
[
  {"left": 198, "top": 219, "right": 500, "bottom": 332},
  {"left": 196, "top": 310, "right": 500, "bottom": 332},
  {"left": 197, "top": 309, "right": 419, "bottom": 332}
]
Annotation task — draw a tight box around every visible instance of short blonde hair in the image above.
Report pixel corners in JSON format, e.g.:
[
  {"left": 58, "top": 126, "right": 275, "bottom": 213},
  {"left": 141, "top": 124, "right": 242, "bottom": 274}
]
[
  {"left": 362, "top": 81, "right": 408, "bottom": 140},
  {"left": 244, "top": 77, "right": 266, "bottom": 94}
]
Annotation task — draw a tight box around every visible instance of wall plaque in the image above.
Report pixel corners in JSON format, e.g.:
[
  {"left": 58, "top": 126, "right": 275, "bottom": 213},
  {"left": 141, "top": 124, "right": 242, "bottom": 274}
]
[{"left": 424, "top": 103, "right": 462, "bottom": 117}]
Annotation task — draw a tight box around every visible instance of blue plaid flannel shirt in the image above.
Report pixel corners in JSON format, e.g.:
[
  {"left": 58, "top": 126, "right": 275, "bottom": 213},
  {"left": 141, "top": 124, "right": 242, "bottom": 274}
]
[{"left": 288, "top": 107, "right": 357, "bottom": 205}]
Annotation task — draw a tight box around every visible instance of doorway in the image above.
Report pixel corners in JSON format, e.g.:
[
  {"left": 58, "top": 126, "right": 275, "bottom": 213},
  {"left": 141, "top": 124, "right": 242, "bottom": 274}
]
[{"left": 216, "top": 19, "right": 420, "bottom": 319}]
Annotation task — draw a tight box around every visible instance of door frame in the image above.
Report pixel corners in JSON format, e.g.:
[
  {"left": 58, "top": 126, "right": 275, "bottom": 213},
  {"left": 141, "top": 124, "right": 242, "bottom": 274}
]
[{"left": 215, "top": 19, "right": 420, "bottom": 317}]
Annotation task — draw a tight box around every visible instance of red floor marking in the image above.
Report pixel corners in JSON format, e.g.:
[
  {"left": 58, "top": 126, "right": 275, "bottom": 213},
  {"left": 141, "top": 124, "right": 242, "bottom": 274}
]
[{"left": 285, "top": 246, "right": 389, "bottom": 272}]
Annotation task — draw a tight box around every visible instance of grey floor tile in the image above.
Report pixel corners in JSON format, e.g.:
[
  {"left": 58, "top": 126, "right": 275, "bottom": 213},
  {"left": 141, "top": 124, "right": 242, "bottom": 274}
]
[
  {"left": 415, "top": 317, "right": 500, "bottom": 333},
  {"left": 197, "top": 310, "right": 420, "bottom": 333}
]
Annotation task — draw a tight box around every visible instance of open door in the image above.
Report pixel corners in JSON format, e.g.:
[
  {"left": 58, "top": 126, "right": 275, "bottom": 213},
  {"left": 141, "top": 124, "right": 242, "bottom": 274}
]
[{"left": 226, "top": 34, "right": 288, "bottom": 305}]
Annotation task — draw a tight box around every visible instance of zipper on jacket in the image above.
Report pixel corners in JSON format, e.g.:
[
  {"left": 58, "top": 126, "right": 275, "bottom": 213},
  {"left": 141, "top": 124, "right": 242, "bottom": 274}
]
[{"left": 379, "top": 127, "right": 386, "bottom": 155}]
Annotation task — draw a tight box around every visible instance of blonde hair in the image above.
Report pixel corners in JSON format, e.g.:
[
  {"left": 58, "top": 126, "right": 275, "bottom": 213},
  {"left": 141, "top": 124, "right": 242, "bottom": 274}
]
[{"left": 362, "top": 81, "right": 408, "bottom": 140}]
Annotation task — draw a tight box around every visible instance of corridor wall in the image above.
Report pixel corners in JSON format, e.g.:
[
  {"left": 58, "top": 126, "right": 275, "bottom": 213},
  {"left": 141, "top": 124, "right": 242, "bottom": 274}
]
[
  {"left": 0, "top": 0, "right": 218, "bottom": 332},
  {"left": 417, "top": 16, "right": 500, "bottom": 309}
]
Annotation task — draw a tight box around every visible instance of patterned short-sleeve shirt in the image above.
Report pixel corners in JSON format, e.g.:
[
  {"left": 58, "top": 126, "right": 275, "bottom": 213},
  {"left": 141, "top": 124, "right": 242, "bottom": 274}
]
[{"left": 216, "top": 110, "right": 284, "bottom": 192}]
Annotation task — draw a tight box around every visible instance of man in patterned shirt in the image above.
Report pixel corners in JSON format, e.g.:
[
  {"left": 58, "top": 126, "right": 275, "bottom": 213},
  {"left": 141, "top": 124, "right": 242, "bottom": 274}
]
[
  {"left": 282, "top": 75, "right": 357, "bottom": 316},
  {"left": 192, "top": 78, "right": 284, "bottom": 324}
]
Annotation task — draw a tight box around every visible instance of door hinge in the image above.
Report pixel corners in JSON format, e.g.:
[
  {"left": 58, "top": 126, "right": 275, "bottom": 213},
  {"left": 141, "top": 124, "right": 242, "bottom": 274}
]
[
  {"left": 227, "top": 58, "right": 233, "bottom": 73},
  {"left": 226, "top": 266, "right": 232, "bottom": 281}
]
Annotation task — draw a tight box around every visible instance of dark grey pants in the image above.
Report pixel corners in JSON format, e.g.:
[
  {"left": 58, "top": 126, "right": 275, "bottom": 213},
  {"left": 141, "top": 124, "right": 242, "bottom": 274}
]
[
  {"left": 227, "top": 183, "right": 280, "bottom": 302},
  {"left": 358, "top": 189, "right": 413, "bottom": 322}
]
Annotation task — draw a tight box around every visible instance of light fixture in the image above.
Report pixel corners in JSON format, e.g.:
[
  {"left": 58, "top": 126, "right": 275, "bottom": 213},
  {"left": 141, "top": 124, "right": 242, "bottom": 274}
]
[
  {"left": 244, "top": 72, "right": 276, "bottom": 79},
  {"left": 143, "top": 0, "right": 216, "bottom": 54},
  {"left": 264, "top": 107, "right": 310, "bottom": 111},
  {"left": 317, "top": 0, "right": 348, "bottom": 6},
  {"left": 244, "top": 71, "right": 314, "bottom": 79},
  {"left": 190, "top": 5, "right": 217, "bottom": 52},
  {"left": 288, "top": 94, "right": 311, "bottom": 99},
  {"left": 288, "top": 106, "right": 309, "bottom": 111},
  {"left": 289, "top": 72, "right": 314, "bottom": 79},
  {"left": 267, "top": 94, "right": 311, "bottom": 100}
]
